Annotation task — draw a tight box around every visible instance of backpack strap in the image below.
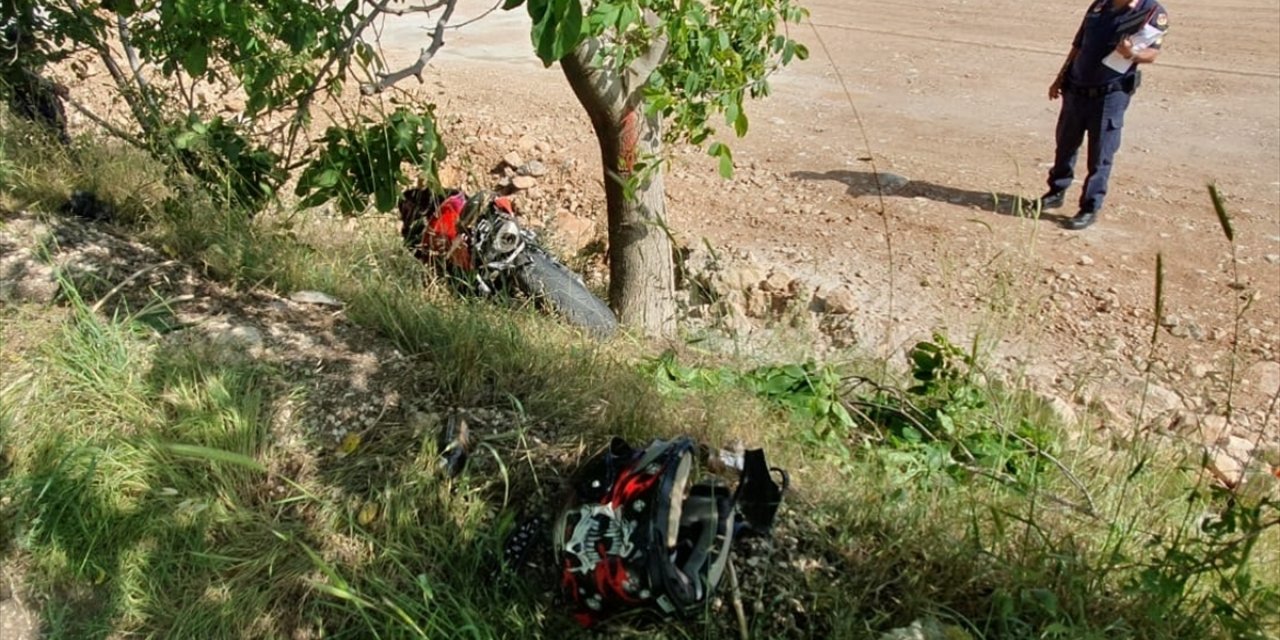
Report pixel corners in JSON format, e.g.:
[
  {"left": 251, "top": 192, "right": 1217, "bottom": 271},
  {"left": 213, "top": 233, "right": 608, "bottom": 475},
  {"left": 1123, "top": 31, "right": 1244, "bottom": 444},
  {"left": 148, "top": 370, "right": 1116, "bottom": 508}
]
[{"left": 679, "top": 483, "right": 736, "bottom": 603}]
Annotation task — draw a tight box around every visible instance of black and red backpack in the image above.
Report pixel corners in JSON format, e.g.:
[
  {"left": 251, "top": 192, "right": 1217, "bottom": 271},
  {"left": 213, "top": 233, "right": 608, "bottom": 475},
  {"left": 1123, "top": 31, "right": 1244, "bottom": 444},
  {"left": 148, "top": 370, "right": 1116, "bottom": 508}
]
[{"left": 553, "top": 437, "right": 786, "bottom": 627}]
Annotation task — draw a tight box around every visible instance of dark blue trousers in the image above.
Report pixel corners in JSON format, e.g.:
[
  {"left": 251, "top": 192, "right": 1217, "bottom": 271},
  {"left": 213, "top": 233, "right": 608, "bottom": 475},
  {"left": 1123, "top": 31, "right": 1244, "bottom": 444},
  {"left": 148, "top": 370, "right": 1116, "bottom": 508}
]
[{"left": 1047, "top": 89, "right": 1132, "bottom": 214}]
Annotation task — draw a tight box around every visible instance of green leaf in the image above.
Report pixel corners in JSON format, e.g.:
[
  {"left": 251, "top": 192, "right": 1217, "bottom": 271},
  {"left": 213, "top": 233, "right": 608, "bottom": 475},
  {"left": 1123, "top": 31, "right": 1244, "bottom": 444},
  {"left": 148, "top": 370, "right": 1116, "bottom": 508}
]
[
  {"left": 815, "top": 397, "right": 832, "bottom": 415},
  {"left": 182, "top": 41, "right": 210, "bottom": 77},
  {"left": 617, "top": 3, "right": 640, "bottom": 31},
  {"left": 502, "top": 0, "right": 526, "bottom": 9},
  {"left": 292, "top": 107, "right": 442, "bottom": 214},
  {"left": 173, "top": 130, "right": 199, "bottom": 150},
  {"left": 936, "top": 411, "right": 955, "bottom": 435},
  {"left": 589, "top": 2, "right": 621, "bottom": 29},
  {"left": 831, "top": 402, "right": 854, "bottom": 428},
  {"left": 757, "top": 374, "right": 792, "bottom": 397},
  {"left": 924, "top": 442, "right": 953, "bottom": 469},
  {"left": 718, "top": 151, "right": 734, "bottom": 179},
  {"left": 708, "top": 142, "right": 734, "bottom": 179},
  {"left": 529, "top": 0, "right": 585, "bottom": 66},
  {"left": 355, "top": 41, "right": 375, "bottom": 68},
  {"left": 314, "top": 168, "right": 341, "bottom": 189}
]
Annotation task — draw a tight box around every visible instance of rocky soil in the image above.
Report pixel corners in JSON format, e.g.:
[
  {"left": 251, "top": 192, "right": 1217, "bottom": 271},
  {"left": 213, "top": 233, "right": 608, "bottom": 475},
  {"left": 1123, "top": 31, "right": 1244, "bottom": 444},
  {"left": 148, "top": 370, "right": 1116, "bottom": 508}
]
[
  {"left": 348, "top": 0, "right": 1280, "bottom": 487},
  {"left": 0, "top": 207, "right": 865, "bottom": 639},
  {"left": 22, "top": 0, "right": 1278, "bottom": 501},
  {"left": 361, "top": 102, "right": 1276, "bottom": 494},
  {"left": 3, "top": 203, "right": 1275, "bottom": 637}
]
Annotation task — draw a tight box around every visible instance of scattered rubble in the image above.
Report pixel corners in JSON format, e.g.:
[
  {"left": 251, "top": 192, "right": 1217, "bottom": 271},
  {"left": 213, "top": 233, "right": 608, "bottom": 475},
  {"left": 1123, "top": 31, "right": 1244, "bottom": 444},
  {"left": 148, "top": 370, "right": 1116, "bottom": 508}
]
[{"left": 815, "top": 285, "right": 858, "bottom": 315}]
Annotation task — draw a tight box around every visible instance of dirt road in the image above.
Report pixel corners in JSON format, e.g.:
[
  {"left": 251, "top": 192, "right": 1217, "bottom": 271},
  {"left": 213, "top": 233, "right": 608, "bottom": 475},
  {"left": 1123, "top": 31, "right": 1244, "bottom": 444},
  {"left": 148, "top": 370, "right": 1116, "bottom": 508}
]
[{"left": 376, "top": 0, "right": 1280, "bottom": 426}]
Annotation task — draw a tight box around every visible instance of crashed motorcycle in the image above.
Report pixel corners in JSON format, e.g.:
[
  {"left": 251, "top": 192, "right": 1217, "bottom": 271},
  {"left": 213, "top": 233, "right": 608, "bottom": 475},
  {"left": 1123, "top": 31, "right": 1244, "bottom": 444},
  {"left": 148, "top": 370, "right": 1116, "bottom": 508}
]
[{"left": 398, "top": 188, "right": 618, "bottom": 338}]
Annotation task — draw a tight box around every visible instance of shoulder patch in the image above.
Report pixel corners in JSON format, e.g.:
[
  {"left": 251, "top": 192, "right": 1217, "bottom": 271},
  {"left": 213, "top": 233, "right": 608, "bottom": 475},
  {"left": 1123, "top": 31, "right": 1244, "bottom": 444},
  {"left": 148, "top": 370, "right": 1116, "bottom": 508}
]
[{"left": 1156, "top": 12, "right": 1168, "bottom": 27}]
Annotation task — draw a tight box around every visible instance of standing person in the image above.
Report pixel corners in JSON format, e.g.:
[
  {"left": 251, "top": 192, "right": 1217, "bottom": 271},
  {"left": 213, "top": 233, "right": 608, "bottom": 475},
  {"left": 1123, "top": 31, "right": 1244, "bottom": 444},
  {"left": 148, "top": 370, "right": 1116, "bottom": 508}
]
[{"left": 1040, "top": 0, "right": 1169, "bottom": 230}]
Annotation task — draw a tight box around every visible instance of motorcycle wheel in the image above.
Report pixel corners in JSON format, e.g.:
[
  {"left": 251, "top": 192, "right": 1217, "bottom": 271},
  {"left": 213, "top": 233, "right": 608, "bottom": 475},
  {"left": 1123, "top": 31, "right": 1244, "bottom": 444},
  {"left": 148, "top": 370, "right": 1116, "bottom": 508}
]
[{"left": 516, "top": 250, "right": 618, "bottom": 338}]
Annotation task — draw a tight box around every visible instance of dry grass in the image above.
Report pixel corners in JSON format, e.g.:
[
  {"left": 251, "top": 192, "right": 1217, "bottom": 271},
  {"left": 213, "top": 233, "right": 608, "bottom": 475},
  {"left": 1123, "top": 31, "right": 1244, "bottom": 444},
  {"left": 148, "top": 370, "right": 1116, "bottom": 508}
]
[{"left": 1, "top": 124, "right": 1275, "bottom": 640}]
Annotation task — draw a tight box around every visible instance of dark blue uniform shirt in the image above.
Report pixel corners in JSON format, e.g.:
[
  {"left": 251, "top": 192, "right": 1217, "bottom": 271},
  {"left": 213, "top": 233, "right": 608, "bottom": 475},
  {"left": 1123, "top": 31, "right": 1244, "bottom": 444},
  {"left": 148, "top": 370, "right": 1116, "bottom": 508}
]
[{"left": 1069, "top": 0, "right": 1169, "bottom": 87}]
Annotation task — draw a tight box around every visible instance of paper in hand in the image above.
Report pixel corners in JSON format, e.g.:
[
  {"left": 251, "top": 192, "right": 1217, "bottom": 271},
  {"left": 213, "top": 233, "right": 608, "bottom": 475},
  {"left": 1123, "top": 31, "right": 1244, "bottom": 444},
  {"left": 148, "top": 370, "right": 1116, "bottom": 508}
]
[{"left": 1102, "top": 23, "right": 1163, "bottom": 73}]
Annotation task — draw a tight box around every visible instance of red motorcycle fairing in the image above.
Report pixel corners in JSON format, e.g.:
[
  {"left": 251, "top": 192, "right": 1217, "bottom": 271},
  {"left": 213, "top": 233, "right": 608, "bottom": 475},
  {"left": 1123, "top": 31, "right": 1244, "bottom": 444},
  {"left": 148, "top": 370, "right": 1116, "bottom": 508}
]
[
  {"left": 400, "top": 185, "right": 619, "bottom": 338},
  {"left": 419, "top": 193, "right": 517, "bottom": 271},
  {"left": 422, "top": 193, "right": 471, "bottom": 270}
]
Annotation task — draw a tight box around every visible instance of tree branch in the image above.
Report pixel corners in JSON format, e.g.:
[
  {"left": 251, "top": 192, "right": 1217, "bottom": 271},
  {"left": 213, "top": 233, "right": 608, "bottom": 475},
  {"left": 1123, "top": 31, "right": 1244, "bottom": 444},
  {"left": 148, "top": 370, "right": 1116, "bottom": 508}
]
[
  {"left": 383, "top": 0, "right": 448, "bottom": 16},
  {"left": 360, "top": 0, "right": 459, "bottom": 94},
  {"left": 175, "top": 67, "right": 196, "bottom": 114},
  {"left": 562, "top": 37, "right": 624, "bottom": 124},
  {"left": 1011, "top": 432, "right": 1099, "bottom": 516},
  {"left": 301, "top": 0, "right": 396, "bottom": 106},
  {"left": 116, "top": 14, "right": 151, "bottom": 98},
  {"left": 443, "top": 0, "right": 503, "bottom": 30},
  {"left": 62, "top": 93, "right": 145, "bottom": 148},
  {"left": 621, "top": 11, "right": 668, "bottom": 107},
  {"left": 286, "top": 0, "right": 397, "bottom": 160},
  {"left": 65, "top": 0, "right": 155, "bottom": 137},
  {"left": 960, "top": 463, "right": 1103, "bottom": 521},
  {"left": 562, "top": 12, "right": 665, "bottom": 120}
]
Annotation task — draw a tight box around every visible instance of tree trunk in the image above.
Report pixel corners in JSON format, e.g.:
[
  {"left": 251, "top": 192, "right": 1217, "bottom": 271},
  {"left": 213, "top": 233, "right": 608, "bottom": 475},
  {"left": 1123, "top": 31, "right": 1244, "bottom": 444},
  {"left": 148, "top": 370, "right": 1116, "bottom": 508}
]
[{"left": 562, "top": 44, "right": 676, "bottom": 336}]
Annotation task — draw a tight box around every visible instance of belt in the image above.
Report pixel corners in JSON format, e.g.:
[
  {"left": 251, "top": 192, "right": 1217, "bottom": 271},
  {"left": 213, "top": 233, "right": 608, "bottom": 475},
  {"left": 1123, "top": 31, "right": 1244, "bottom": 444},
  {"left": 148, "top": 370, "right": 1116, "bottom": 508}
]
[{"left": 1066, "top": 82, "right": 1125, "bottom": 98}]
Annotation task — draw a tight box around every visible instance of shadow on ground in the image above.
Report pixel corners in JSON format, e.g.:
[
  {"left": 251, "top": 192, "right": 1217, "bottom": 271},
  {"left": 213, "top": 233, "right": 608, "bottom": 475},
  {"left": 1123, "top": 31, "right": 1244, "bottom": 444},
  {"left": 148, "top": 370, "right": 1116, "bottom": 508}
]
[
  {"left": 791, "top": 169, "right": 1072, "bottom": 223},
  {"left": 2, "top": 210, "right": 1228, "bottom": 639},
  {"left": 0, "top": 207, "right": 602, "bottom": 637}
]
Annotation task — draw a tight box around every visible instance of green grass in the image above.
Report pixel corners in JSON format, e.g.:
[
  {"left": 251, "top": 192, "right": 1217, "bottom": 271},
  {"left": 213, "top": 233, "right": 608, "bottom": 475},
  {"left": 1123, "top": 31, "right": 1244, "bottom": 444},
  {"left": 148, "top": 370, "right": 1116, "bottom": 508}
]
[
  {"left": 1, "top": 122, "right": 1276, "bottom": 639},
  {"left": 0, "top": 114, "right": 171, "bottom": 225}
]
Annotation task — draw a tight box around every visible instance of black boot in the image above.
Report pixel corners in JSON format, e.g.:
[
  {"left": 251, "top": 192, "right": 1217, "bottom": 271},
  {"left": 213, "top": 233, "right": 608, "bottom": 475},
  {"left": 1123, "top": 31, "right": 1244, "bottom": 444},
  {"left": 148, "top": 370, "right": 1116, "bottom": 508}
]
[
  {"left": 1038, "top": 190, "right": 1066, "bottom": 210},
  {"left": 1062, "top": 210, "right": 1097, "bottom": 230}
]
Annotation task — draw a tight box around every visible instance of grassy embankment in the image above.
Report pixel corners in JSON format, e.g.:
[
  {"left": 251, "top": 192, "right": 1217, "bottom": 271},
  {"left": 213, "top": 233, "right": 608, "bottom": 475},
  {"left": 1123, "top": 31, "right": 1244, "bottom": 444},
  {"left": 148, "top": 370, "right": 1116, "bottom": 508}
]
[{"left": 1, "top": 118, "right": 1276, "bottom": 639}]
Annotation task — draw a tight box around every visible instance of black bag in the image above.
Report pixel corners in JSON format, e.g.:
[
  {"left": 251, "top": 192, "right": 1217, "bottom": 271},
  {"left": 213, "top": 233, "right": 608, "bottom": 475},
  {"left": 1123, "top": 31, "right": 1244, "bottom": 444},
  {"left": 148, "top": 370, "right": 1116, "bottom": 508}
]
[{"left": 554, "top": 437, "right": 786, "bottom": 627}]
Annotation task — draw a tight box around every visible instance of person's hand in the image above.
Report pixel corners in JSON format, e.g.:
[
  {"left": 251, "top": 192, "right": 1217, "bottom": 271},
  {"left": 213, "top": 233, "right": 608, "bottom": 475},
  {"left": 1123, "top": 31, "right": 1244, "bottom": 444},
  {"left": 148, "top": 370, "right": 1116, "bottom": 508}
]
[
  {"left": 1049, "top": 76, "right": 1063, "bottom": 100},
  {"left": 1116, "top": 37, "right": 1135, "bottom": 59}
]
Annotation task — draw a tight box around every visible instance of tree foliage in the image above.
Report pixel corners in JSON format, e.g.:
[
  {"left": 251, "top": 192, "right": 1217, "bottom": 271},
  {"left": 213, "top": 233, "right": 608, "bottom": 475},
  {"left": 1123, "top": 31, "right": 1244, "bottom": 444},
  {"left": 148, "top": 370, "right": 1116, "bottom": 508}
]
[
  {"left": 107, "top": 0, "right": 351, "bottom": 114},
  {"left": 1, "top": 0, "right": 443, "bottom": 213},
  {"left": 296, "top": 107, "right": 445, "bottom": 214},
  {"left": 511, "top": 0, "right": 807, "bottom": 176},
  {"left": 3, "top": 0, "right": 806, "bottom": 214},
  {"left": 3, "top": 0, "right": 805, "bottom": 330}
]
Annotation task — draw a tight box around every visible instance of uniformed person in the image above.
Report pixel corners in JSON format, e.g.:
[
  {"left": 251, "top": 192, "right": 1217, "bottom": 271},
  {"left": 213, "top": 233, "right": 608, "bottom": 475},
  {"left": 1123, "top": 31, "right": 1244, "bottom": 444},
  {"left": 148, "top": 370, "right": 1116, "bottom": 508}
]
[{"left": 1040, "top": 0, "right": 1169, "bottom": 230}]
